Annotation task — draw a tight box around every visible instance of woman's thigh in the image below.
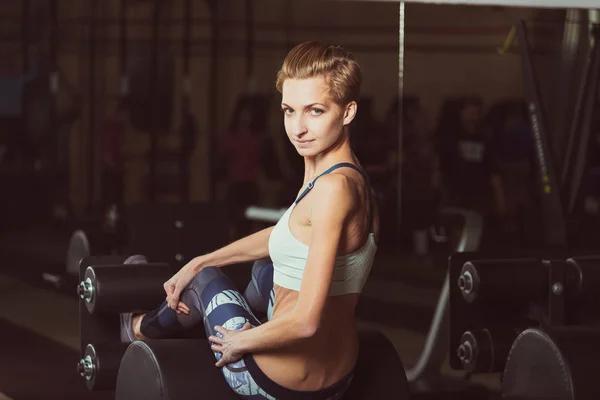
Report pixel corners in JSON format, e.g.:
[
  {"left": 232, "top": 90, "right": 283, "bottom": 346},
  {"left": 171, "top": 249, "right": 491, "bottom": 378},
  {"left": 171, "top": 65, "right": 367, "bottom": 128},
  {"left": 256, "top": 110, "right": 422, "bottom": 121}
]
[{"left": 185, "top": 266, "right": 276, "bottom": 398}]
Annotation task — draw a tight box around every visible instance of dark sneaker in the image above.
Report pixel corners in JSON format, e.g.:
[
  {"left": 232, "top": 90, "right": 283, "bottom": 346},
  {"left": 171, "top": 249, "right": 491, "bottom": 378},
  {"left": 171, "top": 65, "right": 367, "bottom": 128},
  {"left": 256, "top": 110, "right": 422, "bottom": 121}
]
[{"left": 120, "top": 255, "right": 148, "bottom": 343}]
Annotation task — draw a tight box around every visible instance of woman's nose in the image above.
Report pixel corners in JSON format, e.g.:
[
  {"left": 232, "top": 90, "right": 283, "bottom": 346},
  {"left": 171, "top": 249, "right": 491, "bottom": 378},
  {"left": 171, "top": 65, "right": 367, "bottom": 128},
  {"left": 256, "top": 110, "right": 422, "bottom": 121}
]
[{"left": 290, "top": 115, "right": 307, "bottom": 136}]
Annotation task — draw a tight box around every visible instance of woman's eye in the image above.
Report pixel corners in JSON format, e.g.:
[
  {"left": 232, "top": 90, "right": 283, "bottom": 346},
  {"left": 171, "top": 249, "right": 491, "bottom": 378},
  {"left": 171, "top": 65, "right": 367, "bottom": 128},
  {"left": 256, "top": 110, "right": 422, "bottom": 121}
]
[
  {"left": 310, "top": 108, "right": 323, "bottom": 116},
  {"left": 283, "top": 108, "right": 294, "bottom": 115}
]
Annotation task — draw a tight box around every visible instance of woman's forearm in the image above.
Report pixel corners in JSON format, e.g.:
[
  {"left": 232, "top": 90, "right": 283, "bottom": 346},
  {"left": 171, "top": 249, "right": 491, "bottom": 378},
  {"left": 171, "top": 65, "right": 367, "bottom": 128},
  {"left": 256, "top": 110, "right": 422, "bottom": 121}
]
[
  {"left": 236, "top": 312, "right": 314, "bottom": 354},
  {"left": 193, "top": 226, "right": 274, "bottom": 272}
]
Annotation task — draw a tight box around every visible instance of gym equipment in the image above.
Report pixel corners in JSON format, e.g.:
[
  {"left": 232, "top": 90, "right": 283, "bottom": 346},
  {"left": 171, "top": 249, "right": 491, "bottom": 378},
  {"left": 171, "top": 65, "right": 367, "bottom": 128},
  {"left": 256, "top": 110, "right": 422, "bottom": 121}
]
[
  {"left": 244, "top": 206, "right": 287, "bottom": 222},
  {"left": 456, "top": 327, "right": 519, "bottom": 376},
  {"left": 115, "top": 329, "right": 410, "bottom": 400},
  {"left": 78, "top": 261, "right": 173, "bottom": 315},
  {"left": 77, "top": 254, "right": 171, "bottom": 392},
  {"left": 516, "top": 20, "right": 568, "bottom": 248},
  {"left": 451, "top": 255, "right": 600, "bottom": 376},
  {"left": 78, "top": 341, "right": 129, "bottom": 392},
  {"left": 406, "top": 208, "right": 489, "bottom": 399},
  {"left": 457, "top": 258, "right": 546, "bottom": 306},
  {"left": 503, "top": 327, "right": 600, "bottom": 400},
  {"left": 450, "top": 256, "right": 562, "bottom": 374}
]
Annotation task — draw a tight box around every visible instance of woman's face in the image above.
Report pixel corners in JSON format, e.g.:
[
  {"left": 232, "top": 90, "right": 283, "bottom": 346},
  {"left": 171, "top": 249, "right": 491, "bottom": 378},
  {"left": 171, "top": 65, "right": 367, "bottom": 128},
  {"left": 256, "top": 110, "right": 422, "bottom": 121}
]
[{"left": 281, "top": 76, "right": 356, "bottom": 158}]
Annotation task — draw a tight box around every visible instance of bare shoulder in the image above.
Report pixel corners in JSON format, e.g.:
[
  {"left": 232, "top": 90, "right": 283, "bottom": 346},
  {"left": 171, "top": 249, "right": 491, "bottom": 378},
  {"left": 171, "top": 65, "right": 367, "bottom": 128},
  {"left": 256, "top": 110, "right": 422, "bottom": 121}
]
[
  {"left": 313, "top": 173, "right": 356, "bottom": 200},
  {"left": 310, "top": 173, "right": 357, "bottom": 221}
]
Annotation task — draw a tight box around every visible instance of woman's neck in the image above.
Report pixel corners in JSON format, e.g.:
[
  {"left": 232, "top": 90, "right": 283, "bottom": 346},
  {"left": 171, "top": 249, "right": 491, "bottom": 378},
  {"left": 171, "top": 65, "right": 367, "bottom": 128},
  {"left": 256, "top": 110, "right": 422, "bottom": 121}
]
[{"left": 303, "top": 138, "right": 356, "bottom": 183}]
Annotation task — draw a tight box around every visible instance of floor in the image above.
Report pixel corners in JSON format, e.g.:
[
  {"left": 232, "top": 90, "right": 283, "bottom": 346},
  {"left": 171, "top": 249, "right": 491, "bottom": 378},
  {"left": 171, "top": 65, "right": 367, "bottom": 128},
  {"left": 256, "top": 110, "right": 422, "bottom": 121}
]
[{"left": 0, "top": 225, "right": 502, "bottom": 400}]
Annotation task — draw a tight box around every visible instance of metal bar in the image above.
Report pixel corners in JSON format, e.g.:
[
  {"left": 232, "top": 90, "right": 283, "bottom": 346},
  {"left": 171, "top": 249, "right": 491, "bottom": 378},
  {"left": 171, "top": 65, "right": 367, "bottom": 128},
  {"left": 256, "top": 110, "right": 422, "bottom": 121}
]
[
  {"left": 0, "top": 15, "right": 524, "bottom": 37},
  {"left": 396, "top": 2, "right": 405, "bottom": 228},
  {"left": 406, "top": 208, "right": 483, "bottom": 382},
  {"left": 515, "top": 20, "right": 567, "bottom": 247},
  {"left": 560, "top": 38, "right": 592, "bottom": 187},
  {"left": 48, "top": 38, "right": 534, "bottom": 56},
  {"left": 567, "top": 26, "right": 600, "bottom": 214},
  {"left": 88, "top": 0, "right": 97, "bottom": 214},
  {"left": 329, "top": 0, "right": 600, "bottom": 9},
  {"left": 554, "top": 10, "right": 583, "bottom": 174}
]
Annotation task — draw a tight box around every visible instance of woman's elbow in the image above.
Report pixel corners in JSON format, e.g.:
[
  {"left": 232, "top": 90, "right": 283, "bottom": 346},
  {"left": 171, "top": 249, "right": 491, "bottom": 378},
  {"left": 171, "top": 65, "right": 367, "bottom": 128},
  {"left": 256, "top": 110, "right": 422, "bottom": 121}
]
[{"left": 295, "top": 316, "right": 319, "bottom": 339}]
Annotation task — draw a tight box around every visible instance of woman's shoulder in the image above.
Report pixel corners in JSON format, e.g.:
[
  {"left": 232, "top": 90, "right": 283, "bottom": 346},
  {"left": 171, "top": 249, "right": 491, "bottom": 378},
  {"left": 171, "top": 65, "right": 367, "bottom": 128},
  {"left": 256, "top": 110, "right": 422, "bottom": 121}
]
[{"left": 313, "top": 172, "right": 362, "bottom": 210}]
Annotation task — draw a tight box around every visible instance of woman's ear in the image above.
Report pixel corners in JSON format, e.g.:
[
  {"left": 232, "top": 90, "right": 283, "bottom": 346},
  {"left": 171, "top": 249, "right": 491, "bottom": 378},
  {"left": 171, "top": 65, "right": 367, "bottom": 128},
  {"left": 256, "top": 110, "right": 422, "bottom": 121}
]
[{"left": 343, "top": 101, "right": 358, "bottom": 126}]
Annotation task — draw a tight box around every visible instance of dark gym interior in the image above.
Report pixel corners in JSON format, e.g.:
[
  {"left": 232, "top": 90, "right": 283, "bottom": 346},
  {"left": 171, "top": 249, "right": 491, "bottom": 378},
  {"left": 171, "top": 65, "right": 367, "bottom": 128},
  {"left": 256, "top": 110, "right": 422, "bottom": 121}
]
[{"left": 0, "top": 0, "right": 599, "bottom": 399}]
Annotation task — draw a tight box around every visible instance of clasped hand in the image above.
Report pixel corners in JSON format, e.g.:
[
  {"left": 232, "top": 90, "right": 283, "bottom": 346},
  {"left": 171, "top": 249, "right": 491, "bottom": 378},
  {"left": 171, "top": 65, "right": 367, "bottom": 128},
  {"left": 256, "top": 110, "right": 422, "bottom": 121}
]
[
  {"left": 210, "top": 322, "right": 253, "bottom": 367},
  {"left": 163, "top": 260, "right": 200, "bottom": 313}
]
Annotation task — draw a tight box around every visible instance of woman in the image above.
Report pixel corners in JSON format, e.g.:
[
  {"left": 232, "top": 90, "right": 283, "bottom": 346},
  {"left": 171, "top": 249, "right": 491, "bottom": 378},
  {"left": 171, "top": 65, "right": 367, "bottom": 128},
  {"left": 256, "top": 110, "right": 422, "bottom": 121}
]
[{"left": 122, "top": 41, "right": 379, "bottom": 399}]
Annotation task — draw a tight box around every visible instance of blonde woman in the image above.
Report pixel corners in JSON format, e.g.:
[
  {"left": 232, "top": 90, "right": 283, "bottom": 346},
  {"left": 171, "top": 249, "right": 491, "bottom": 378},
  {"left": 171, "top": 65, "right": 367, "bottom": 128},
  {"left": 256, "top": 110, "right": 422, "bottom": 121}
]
[{"left": 122, "top": 41, "right": 379, "bottom": 399}]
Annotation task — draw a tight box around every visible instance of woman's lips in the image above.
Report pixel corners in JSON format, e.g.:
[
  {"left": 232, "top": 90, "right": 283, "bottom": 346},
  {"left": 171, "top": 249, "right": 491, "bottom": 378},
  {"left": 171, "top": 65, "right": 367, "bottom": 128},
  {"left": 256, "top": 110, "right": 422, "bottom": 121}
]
[{"left": 295, "top": 139, "right": 314, "bottom": 147}]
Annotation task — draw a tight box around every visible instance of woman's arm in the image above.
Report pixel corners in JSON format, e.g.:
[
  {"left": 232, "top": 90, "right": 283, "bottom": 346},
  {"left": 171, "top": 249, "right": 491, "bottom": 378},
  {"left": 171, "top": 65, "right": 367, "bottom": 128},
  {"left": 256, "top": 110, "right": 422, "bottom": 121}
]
[
  {"left": 210, "top": 175, "right": 354, "bottom": 363},
  {"left": 165, "top": 225, "right": 274, "bottom": 309},
  {"left": 191, "top": 226, "right": 275, "bottom": 273}
]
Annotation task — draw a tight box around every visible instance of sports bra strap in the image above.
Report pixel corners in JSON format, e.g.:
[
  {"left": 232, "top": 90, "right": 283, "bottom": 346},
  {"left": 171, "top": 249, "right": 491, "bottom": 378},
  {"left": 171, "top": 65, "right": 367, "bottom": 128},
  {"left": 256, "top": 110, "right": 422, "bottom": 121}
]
[{"left": 294, "top": 162, "right": 374, "bottom": 232}]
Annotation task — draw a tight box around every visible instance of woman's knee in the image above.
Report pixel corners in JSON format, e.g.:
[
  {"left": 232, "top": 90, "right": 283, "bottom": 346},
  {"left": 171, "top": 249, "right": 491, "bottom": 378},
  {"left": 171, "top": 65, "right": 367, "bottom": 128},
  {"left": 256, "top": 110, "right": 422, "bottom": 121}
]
[{"left": 188, "top": 266, "right": 226, "bottom": 293}]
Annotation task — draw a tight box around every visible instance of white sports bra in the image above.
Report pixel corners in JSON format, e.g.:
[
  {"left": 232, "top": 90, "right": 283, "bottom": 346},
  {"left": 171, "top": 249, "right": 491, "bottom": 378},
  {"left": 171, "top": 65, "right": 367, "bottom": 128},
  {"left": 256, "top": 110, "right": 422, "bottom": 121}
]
[{"left": 268, "top": 163, "right": 378, "bottom": 296}]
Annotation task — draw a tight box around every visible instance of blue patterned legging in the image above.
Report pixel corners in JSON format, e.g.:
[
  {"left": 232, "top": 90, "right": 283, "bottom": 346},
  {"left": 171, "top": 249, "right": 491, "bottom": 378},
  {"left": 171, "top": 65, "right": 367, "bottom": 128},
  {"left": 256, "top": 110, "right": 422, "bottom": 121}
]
[{"left": 139, "top": 259, "right": 353, "bottom": 400}]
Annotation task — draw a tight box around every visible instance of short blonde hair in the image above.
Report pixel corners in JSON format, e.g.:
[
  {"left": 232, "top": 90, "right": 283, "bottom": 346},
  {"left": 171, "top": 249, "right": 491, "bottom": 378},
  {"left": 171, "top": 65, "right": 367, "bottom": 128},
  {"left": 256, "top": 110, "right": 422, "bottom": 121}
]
[{"left": 275, "top": 41, "right": 362, "bottom": 105}]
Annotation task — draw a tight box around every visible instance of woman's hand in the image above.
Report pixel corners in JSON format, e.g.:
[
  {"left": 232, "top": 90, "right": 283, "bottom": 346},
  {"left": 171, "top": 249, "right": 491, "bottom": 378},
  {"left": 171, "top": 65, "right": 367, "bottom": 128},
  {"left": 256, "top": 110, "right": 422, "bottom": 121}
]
[
  {"left": 163, "top": 258, "right": 203, "bottom": 310},
  {"left": 210, "top": 322, "right": 253, "bottom": 368}
]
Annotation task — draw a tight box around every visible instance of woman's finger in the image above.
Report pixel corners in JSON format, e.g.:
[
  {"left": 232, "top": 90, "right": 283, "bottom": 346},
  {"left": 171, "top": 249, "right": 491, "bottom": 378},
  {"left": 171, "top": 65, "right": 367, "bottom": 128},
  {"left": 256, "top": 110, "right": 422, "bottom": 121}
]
[
  {"left": 178, "top": 302, "right": 190, "bottom": 313},
  {"left": 169, "top": 286, "right": 182, "bottom": 309},
  {"left": 215, "top": 358, "right": 226, "bottom": 368},
  {"left": 211, "top": 343, "right": 223, "bottom": 352},
  {"left": 176, "top": 306, "right": 190, "bottom": 316},
  {"left": 209, "top": 335, "right": 224, "bottom": 345},
  {"left": 214, "top": 325, "right": 226, "bottom": 335}
]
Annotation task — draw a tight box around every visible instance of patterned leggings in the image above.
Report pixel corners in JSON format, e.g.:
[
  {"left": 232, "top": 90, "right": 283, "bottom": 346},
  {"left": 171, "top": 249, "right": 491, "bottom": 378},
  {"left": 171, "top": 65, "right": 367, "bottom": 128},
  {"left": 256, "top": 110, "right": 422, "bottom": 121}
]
[{"left": 139, "top": 259, "right": 353, "bottom": 400}]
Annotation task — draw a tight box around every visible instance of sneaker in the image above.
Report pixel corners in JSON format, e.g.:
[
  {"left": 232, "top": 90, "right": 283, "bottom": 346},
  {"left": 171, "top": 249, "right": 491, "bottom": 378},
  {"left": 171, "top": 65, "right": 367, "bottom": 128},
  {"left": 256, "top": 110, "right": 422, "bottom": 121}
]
[
  {"left": 120, "top": 255, "right": 148, "bottom": 343},
  {"left": 120, "top": 312, "right": 136, "bottom": 343}
]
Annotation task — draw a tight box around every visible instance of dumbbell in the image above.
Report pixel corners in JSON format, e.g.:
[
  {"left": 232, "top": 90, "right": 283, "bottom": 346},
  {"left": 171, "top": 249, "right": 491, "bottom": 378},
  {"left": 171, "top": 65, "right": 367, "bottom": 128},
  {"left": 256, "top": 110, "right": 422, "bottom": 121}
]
[{"left": 78, "top": 255, "right": 175, "bottom": 391}]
